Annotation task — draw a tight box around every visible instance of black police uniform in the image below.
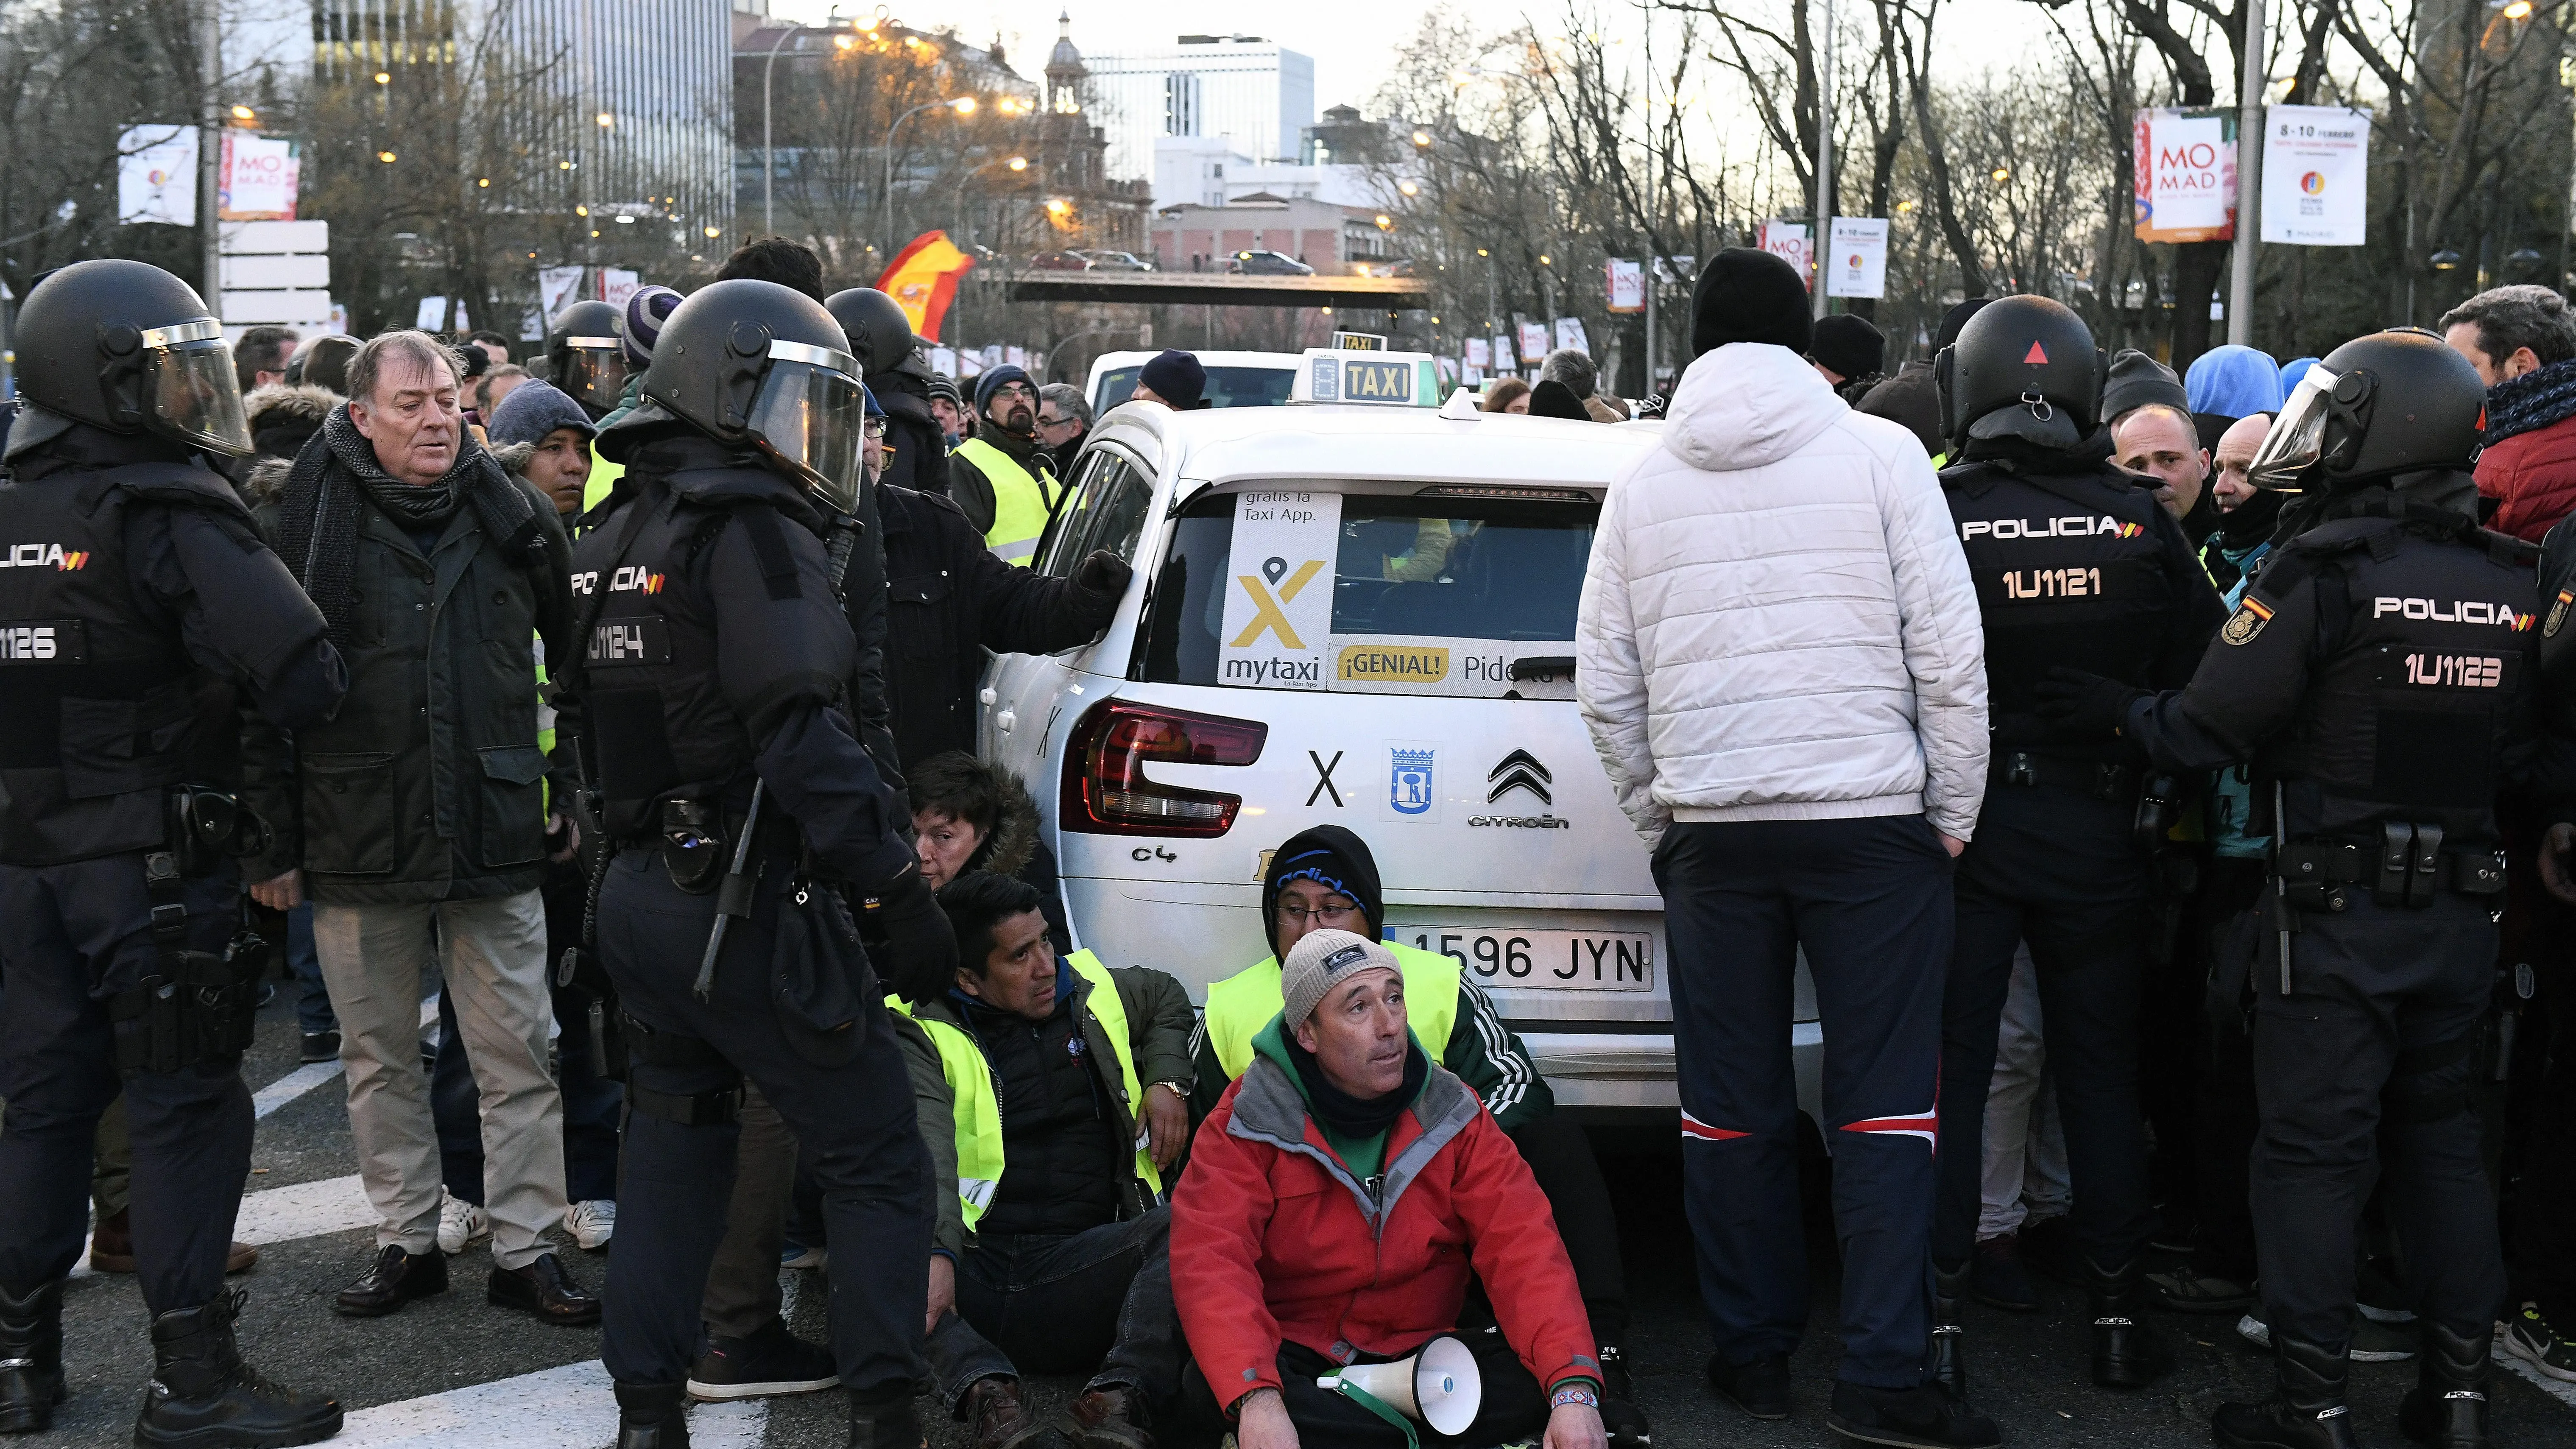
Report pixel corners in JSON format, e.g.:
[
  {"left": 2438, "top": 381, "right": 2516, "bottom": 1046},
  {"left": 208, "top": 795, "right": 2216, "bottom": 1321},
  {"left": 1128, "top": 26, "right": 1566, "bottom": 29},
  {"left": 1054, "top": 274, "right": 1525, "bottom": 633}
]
[
  {"left": 1934, "top": 438, "right": 2224, "bottom": 1360},
  {"left": 0, "top": 423, "right": 346, "bottom": 1316},
  {"left": 2120, "top": 484, "right": 2529, "bottom": 1357},
  {"left": 563, "top": 429, "right": 932, "bottom": 1402},
  {"left": 2513, "top": 523, "right": 2576, "bottom": 1324}
]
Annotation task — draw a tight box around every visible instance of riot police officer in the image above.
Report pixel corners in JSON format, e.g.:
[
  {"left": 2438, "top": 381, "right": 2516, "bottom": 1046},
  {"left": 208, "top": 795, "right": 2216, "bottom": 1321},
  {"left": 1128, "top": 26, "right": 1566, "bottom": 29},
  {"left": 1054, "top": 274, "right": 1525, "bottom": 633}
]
[
  {"left": 547, "top": 300, "right": 631, "bottom": 421},
  {"left": 0, "top": 260, "right": 349, "bottom": 1443},
  {"left": 1928, "top": 296, "right": 2224, "bottom": 1400},
  {"left": 2042, "top": 329, "right": 2526, "bottom": 1449},
  {"left": 828, "top": 288, "right": 949, "bottom": 496},
  {"left": 556, "top": 278, "right": 957, "bottom": 1449}
]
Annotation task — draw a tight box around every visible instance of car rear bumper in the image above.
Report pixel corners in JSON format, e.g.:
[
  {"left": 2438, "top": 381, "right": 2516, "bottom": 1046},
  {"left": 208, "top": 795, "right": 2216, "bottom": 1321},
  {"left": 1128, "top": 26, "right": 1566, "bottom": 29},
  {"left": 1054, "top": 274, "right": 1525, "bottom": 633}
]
[{"left": 1525, "top": 1023, "right": 1824, "bottom": 1120}]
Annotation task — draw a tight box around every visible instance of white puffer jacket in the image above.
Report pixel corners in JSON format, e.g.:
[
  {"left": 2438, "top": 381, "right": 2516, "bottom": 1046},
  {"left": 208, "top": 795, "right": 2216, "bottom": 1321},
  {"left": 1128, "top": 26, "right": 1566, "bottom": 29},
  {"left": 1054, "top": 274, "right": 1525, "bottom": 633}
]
[{"left": 1576, "top": 342, "right": 1988, "bottom": 848}]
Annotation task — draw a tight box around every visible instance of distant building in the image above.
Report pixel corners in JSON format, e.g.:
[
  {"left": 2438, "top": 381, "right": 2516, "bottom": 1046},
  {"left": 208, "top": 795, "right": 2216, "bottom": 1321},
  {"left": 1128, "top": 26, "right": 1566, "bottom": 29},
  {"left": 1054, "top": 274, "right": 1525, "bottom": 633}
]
[
  {"left": 313, "top": 0, "right": 734, "bottom": 241},
  {"left": 1083, "top": 35, "right": 1315, "bottom": 181},
  {"left": 1150, "top": 194, "right": 1395, "bottom": 276},
  {"left": 1150, "top": 102, "right": 1414, "bottom": 211}
]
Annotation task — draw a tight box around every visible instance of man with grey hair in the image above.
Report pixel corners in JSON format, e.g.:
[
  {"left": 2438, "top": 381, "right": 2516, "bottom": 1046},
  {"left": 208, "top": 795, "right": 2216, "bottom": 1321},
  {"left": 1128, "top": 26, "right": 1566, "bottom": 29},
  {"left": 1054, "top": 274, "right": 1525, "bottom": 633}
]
[
  {"left": 1037, "top": 381, "right": 1093, "bottom": 475},
  {"left": 2442, "top": 283, "right": 2576, "bottom": 539},
  {"left": 240, "top": 330, "right": 595, "bottom": 1326}
]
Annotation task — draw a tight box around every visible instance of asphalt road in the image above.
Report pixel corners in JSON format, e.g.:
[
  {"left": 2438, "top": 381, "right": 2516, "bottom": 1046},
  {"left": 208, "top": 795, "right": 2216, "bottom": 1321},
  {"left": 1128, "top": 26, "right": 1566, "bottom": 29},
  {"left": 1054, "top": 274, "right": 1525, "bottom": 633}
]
[{"left": 28, "top": 996, "right": 2576, "bottom": 1448}]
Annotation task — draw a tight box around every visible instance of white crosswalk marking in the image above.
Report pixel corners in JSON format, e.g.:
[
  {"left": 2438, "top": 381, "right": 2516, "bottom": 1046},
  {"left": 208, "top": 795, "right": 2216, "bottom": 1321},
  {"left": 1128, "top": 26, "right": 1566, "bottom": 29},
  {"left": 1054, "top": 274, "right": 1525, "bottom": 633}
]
[
  {"left": 232, "top": 1172, "right": 374, "bottom": 1245},
  {"left": 328, "top": 1358, "right": 767, "bottom": 1448},
  {"left": 251, "top": 1060, "right": 343, "bottom": 1119}
]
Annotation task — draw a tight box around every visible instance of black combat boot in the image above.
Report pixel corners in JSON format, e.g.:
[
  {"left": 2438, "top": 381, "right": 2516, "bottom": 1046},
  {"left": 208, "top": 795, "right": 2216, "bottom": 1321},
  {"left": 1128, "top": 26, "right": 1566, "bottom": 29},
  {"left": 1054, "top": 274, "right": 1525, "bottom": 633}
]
[
  {"left": 2084, "top": 1256, "right": 2174, "bottom": 1389},
  {"left": 850, "top": 1385, "right": 927, "bottom": 1449},
  {"left": 614, "top": 1380, "right": 691, "bottom": 1449},
  {"left": 1929, "top": 1259, "right": 1972, "bottom": 1401},
  {"left": 2212, "top": 1333, "right": 2362, "bottom": 1449},
  {"left": 2397, "top": 1321, "right": 2491, "bottom": 1448},
  {"left": 133, "top": 1291, "right": 343, "bottom": 1448},
  {"left": 0, "top": 1279, "right": 65, "bottom": 1434}
]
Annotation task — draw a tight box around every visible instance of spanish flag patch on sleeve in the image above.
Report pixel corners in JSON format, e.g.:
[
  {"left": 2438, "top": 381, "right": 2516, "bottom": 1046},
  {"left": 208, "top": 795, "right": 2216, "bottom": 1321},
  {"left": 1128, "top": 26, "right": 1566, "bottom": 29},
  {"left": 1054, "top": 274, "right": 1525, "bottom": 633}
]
[{"left": 2220, "top": 595, "right": 2274, "bottom": 646}]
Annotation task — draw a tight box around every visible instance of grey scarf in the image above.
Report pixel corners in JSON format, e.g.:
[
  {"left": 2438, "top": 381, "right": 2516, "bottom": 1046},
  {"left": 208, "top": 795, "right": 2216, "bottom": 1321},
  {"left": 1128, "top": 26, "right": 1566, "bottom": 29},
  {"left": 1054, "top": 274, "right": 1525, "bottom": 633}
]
[{"left": 274, "top": 402, "right": 538, "bottom": 645}]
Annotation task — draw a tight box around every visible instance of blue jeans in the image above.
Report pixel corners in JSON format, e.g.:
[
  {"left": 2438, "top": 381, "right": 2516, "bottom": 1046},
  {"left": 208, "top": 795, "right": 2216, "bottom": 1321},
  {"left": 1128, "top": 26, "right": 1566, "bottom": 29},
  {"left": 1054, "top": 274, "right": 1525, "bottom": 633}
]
[{"left": 287, "top": 902, "right": 337, "bottom": 1036}]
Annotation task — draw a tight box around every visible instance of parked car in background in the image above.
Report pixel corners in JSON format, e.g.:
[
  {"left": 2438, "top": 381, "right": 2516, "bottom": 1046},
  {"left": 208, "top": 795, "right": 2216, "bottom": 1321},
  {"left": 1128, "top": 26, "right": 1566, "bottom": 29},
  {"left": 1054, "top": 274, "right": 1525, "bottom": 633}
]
[
  {"left": 1086, "top": 250, "right": 1155, "bottom": 272},
  {"left": 1030, "top": 249, "right": 1093, "bottom": 271},
  {"left": 1227, "top": 250, "right": 1314, "bottom": 276},
  {"left": 1085, "top": 349, "right": 1302, "bottom": 413}
]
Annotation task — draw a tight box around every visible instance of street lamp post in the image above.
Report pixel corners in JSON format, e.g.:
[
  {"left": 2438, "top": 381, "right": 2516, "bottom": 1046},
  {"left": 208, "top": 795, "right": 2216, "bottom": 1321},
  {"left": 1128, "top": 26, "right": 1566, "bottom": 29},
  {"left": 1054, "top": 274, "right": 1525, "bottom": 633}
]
[
  {"left": 764, "top": 12, "right": 846, "bottom": 238},
  {"left": 885, "top": 97, "right": 976, "bottom": 256}
]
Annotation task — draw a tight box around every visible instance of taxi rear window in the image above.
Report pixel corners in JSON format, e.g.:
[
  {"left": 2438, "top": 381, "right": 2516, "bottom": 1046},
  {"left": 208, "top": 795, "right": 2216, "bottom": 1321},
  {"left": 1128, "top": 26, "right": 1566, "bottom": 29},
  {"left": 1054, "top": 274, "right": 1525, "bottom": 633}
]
[
  {"left": 1139, "top": 491, "right": 1598, "bottom": 696},
  {"left": 1094, "top": 365, "right": 1298, "bottom": 412}
]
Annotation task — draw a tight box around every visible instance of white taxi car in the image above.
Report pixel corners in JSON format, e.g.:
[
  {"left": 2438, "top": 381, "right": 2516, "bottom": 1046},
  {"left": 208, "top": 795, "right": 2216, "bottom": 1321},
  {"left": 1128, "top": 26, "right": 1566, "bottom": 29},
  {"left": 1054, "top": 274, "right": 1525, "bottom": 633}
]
[{"left": 986, "top": 349, "right": 1823, "bottom": 1116}]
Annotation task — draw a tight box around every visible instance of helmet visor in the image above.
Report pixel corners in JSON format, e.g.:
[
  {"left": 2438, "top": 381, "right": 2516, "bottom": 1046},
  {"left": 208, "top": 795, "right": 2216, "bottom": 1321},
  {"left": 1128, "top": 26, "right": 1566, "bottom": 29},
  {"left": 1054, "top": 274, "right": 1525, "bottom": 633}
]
[
  {"left": 557, "top": 341, "right": 629, "bottom": 415},
  {"left": 141, "top": 321, "right": 254, "bottom": 457},
  {"left": 745, "top": 341, "right": 866, "bottom": 514},
  {"left": 2249, "top": 366, "right": 2337, "bottom": 491}
]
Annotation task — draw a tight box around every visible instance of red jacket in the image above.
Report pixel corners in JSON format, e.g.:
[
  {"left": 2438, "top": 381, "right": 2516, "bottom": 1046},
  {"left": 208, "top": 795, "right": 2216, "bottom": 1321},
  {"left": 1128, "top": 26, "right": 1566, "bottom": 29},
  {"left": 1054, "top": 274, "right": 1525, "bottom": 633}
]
[
  {"left": 1171, "top": 1055, "right": 1598, "bottom": 1411},
  {"left": 2477, "top": 411, "right": 2576, "bottom": 543}
]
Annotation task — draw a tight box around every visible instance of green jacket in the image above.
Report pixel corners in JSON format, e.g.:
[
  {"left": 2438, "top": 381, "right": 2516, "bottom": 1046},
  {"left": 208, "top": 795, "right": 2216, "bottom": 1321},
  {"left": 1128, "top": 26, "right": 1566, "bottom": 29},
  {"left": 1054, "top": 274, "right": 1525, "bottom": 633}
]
[
  {"left": 243, "top": 475, "right": 574, "bottom": 904},
  {"left": 894, "top": 962, "right": 1197, "bottom": 1256}
]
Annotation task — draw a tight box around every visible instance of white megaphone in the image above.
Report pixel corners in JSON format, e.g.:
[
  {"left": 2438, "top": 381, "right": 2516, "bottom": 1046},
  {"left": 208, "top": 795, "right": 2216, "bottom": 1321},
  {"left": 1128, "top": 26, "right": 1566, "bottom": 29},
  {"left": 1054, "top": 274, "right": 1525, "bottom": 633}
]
[{"left": 1316, "top": 1335, "right": 1482, "bottom": 1438}]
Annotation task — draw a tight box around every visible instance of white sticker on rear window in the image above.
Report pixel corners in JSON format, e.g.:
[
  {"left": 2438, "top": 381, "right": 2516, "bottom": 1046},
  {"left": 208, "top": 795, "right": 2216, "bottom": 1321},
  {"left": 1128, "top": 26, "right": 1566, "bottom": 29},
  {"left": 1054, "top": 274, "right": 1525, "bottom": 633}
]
[{"left": 1217, "top": 490, "right": 1340, "bottom": 691}]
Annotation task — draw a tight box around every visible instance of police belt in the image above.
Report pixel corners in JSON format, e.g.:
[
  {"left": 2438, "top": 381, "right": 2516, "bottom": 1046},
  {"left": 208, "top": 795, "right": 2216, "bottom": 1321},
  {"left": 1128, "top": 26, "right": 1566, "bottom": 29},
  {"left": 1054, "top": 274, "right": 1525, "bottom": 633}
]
[
  {"left": 2277, "top": 826, "right": 2506, "bottom": 911},
  {"left": 1989, "top": 750, "right": 2138, "bottom": 803},
  {"left": 618, "top": 797, "right": 804, "bottom": 895}
]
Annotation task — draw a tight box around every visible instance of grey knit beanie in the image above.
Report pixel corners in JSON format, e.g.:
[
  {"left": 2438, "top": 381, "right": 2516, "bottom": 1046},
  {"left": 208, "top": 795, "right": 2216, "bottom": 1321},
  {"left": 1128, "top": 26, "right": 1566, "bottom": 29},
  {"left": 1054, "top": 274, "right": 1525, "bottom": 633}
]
[{"left": 1280, "top": 928, "right": 1400, "bottom": 1033}]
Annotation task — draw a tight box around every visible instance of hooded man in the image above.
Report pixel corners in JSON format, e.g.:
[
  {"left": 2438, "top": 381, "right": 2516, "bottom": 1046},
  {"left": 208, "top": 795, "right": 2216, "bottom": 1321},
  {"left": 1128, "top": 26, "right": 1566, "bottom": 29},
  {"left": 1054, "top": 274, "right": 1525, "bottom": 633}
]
[
  {"left": 947, "top": 364, "right": 1065, "bottom": 565},
  {"left": 1189, "top": 826, "right": 1649, "bottom": 1446}
]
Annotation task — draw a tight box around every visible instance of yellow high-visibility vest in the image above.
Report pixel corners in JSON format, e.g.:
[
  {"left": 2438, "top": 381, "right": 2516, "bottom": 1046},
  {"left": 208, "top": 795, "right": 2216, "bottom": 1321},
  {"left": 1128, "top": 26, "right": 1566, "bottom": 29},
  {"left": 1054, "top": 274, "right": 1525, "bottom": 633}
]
[
  {"left": 1200, "top": 941, "right": 1462, "bottom": 1081},
  {"left": 951, "top": 436, "right": 1063, "bottom": 567},
  {"left": 890, "top": 950, "right": 1161, "bottom": 1229}
]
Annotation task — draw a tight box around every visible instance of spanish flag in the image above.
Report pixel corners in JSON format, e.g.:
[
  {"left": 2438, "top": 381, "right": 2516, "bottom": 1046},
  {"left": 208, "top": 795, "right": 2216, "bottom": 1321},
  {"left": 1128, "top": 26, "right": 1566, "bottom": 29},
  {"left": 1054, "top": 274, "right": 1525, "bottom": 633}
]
[{"left": 874, "top": 231, "right": 976, "bottom": 341}]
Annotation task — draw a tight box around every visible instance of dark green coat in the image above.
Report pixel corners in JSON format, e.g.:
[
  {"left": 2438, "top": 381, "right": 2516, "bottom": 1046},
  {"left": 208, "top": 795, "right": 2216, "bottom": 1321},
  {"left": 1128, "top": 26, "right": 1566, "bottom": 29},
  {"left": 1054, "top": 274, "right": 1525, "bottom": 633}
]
[{"left": 243, "top": 466, "right": 573, "bottom": 904}]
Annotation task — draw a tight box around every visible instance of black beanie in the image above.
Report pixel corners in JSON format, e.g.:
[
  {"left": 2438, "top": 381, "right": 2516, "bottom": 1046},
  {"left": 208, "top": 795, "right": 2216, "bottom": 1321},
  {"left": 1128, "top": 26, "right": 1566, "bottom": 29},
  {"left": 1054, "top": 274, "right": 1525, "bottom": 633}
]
[
  {"left": 2101, "top": 349, "right": 2189, "bottom": 424},
  {"left": 1933, "top": 297, "right": 1992, "bottom": 353},
  {"left": 1691, "top": 247, "right": 1813, "bottom": 358},
  {"left": 1810, "top": 314, "right": 1885, "bottom": 381},
  {"left": 1527, "top": 379, "right": 1593, "bottom": 420},
  {"left": 1260, "top": 825, "right": 1384, "bottom": 958}
]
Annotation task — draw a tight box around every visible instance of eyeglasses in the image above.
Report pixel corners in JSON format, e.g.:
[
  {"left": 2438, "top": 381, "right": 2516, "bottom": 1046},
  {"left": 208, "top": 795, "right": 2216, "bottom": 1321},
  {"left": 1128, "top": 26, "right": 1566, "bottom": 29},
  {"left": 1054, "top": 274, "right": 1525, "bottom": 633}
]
[
  {"left": 988, "top": 382, "right": 1038, "bottom": 402},
  {"left": 864, "top": 419, "right": 888, "bottom": 438},
  {"left": 1275, "top": 902, "right": 1362, "bottom": 925},
  {"left": 1037, "top": 413, "right": 1068, "bottom": 428}
]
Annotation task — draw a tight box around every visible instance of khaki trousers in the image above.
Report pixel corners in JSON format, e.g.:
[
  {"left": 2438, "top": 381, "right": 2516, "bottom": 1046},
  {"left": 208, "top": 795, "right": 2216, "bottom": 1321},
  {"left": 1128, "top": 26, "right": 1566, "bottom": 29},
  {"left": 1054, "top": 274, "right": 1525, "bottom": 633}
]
[{"left": 314, "top": 890, "right": 565, "bottom": 1269}]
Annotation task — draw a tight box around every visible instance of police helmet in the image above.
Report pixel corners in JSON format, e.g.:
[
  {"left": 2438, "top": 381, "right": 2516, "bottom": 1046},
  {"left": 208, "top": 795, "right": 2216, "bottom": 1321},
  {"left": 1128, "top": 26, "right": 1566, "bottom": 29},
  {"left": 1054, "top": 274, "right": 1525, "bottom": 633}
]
[
  {"left": 14, "top": 259, "right": 254, "bottom": 457},
  {"left": 1936, "top": 295, "right": 2102, "bottom": 450},
  {"left": 823, "top": 288, "right": 929, "bottom": 381},
  {"left": 644, "top": 279, "right": 868, "bottom": 513},
  {"left": 284, "top": 334, "right": 361, "bottom": 394},
  {"left": 547, "top": 300, "right": 630, "bottom": 419},
  {"left": 2248, "top": 327, "right": 2485, "bottom": 492}
]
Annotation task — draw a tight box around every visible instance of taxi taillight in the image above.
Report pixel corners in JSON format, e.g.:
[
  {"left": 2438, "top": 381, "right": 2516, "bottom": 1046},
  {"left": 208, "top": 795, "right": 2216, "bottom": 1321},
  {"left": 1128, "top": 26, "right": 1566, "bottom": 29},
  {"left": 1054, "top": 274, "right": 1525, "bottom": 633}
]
[{"left": 1062, "top": 699, "right": 1267, "bottom": 837}]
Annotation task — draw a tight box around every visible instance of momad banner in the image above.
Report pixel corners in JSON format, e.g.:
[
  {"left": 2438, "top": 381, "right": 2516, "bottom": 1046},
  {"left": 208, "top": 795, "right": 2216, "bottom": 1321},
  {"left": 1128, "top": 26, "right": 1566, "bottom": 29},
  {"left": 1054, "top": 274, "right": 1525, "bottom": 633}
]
[{"left": 2134, "top": 107, "right": 2238, "bottom": 243}]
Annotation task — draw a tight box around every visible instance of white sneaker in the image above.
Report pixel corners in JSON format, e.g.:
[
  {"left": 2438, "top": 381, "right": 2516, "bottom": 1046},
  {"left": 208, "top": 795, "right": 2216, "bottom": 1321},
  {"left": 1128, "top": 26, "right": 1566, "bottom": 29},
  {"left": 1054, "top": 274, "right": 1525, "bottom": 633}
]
[
  {"left": 436, "top": 1188, "right": 491, "bottom": 1255},
  {"left": 568, "top": 1199, "right": 616, "bottom": 1251}
]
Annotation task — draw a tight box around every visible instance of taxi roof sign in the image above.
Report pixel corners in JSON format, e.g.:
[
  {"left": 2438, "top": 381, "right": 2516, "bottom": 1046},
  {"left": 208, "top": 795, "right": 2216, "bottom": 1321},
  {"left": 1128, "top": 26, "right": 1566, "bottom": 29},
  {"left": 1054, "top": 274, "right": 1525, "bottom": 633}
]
[{"left": 1291, "top": 348, "right": 1439, "bottom": 408}]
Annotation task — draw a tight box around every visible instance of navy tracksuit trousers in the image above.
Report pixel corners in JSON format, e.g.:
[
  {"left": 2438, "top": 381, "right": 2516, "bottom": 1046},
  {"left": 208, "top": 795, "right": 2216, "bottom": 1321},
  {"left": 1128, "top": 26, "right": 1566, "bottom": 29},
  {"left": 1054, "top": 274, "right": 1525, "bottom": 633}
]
[{"left": 1655, "top": 815, "right": 1951, "bottom": 1390}]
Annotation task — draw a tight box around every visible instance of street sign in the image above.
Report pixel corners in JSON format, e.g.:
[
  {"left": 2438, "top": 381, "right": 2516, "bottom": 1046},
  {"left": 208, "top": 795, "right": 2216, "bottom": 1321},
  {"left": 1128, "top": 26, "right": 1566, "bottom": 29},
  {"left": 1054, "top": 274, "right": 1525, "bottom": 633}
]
[{"left": 2260, "top": 106, "right": 2369, "bottom": 246}]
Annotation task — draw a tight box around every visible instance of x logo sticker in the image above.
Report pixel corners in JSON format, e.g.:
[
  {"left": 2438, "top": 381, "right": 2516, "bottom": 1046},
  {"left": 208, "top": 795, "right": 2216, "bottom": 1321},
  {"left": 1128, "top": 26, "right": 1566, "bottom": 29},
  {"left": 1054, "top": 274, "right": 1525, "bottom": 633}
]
[
  {"left": 1306, "top": 749, "right": 1345, "bottom": 807},
  {"left": 1228, "top": 560, "right": 1326, "bottom": 649}
]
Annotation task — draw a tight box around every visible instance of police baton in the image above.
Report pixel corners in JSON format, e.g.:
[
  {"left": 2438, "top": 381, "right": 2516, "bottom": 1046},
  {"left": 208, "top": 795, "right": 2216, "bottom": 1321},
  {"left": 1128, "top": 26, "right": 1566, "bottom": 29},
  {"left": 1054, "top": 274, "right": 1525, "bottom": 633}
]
[
  {"left": 693, "top": 779, "right": 764, "bottom": 1001},
  {"left": 2272, "top": 780, "right": 2295, "bottom": 996}
]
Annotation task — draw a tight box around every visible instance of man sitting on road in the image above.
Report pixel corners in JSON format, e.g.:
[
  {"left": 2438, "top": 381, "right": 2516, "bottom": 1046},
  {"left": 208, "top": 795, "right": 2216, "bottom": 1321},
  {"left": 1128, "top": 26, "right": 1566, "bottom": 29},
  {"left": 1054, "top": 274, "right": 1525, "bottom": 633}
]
[
  {"left": 1173, "top": 929, "right": 1609, "bottom": 1449},
  {"left": 898, "top": 871, "right": 1196, "bottom": 1449},
  {"left": 1190, "top": 825, "right": 1647, "bottom": 1443}
]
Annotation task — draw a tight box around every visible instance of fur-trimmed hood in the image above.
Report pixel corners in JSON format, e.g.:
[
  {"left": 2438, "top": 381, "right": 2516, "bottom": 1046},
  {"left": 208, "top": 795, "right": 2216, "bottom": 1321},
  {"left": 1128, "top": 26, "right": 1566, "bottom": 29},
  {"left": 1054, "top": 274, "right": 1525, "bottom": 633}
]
[
  {"left": 486, "top": 440, "right": 536, "bottom": 478},
  {"left": 968, "top": 767, "right": 1041, "bottom": 879}
]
